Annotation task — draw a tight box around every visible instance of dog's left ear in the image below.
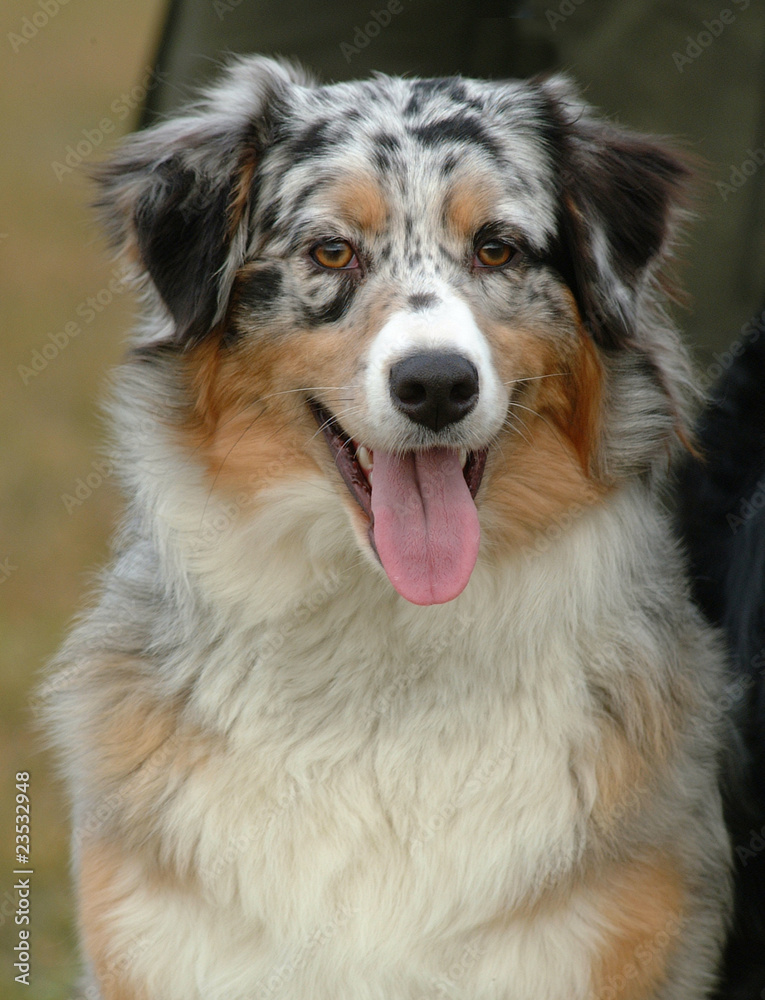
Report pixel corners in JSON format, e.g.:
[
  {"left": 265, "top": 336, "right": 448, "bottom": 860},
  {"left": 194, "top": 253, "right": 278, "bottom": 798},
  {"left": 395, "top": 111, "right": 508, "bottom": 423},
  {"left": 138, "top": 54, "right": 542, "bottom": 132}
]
[
  {"left": 93, "top": 57, "right": 307, "bottom": 347},
  {"left": 540, "top": 76, "right": 691, "bottom": 350}
]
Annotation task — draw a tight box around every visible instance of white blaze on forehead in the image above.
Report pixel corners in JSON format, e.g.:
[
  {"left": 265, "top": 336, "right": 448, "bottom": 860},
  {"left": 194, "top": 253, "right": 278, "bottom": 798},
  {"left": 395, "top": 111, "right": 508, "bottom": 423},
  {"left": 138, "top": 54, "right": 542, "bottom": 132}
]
[{"left": 364, "top": 290, "right": 507, "bottom": 447}]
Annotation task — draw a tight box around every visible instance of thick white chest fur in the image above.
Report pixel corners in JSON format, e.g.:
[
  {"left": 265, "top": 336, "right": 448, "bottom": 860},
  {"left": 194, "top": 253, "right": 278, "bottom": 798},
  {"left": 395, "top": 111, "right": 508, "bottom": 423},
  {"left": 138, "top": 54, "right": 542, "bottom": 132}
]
[{"left": 81, "top": 475, "right": 701, "bottom": 999}]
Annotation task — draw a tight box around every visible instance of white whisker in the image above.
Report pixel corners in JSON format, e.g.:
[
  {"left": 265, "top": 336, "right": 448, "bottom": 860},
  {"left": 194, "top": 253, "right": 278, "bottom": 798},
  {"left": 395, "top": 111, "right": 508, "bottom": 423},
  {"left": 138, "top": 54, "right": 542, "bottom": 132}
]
[{"left": 503, "top": 372, "right": 571, "bottom": 387}]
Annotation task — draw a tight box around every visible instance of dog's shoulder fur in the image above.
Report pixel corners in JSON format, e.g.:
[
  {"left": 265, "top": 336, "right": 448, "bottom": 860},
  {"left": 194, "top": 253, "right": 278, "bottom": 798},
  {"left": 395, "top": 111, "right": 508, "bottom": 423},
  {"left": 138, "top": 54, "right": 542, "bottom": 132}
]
[{"left": 44, "top": 57, "right": 732, "bottom": 999}]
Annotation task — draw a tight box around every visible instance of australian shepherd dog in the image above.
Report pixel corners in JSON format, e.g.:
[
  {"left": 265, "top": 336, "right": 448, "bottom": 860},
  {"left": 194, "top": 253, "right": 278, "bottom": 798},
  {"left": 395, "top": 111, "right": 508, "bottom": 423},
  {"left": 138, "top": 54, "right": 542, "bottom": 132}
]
[{"left": 45, "top": 57, "right": 734, "bottom": 999}]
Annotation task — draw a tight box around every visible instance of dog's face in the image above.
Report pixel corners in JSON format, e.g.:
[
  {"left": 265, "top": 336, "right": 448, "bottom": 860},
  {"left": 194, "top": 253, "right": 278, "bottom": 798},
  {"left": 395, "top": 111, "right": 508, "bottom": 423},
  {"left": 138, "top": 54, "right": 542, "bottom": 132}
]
[{"left": 98, "top": 59, "right": 690, "bottom": 605}]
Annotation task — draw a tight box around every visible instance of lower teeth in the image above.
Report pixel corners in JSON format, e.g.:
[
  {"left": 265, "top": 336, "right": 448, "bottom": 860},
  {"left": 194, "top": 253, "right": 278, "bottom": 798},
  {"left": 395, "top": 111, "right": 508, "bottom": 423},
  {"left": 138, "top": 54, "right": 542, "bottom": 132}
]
[
  {"left": 356, "top": 445, "right": 373, "bottom": 476},
  {"left": 354, "top": 445, "right": 468, "bottom": 479}
]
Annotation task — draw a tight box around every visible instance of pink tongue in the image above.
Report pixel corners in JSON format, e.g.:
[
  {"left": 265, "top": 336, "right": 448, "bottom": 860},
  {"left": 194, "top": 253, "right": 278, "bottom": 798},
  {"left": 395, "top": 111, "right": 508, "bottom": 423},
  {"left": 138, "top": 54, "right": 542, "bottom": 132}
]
[{"left": 370, "top": 448, "right": 480, "bottom": 606}]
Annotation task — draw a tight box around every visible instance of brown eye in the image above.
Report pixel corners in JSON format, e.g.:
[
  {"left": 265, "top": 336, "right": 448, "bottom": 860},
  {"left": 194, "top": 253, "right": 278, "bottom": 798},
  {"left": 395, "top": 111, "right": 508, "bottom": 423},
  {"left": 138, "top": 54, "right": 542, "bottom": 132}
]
[
  {"left": 475, "top": 240, "right": 516, "bottom": 268},
  {"left": 310, "top": 239, "right": 357, "bottom": 269}
]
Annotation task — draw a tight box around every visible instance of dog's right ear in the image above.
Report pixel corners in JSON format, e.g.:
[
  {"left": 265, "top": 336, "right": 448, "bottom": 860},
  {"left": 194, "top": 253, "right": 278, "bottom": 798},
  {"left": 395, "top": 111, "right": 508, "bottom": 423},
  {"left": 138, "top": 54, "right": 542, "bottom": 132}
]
[
  {"left": 539, "top": 75, "right": 691, "bottom": 352},
  {"left": 93, "top": 57, "right": 308, "bottom": 348}
]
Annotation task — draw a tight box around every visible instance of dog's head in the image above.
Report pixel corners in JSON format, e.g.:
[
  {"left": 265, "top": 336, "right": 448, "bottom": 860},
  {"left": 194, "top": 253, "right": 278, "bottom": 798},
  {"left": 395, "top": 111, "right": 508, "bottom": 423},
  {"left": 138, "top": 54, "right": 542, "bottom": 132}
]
[{"left": 97, "top": 57, "right": 693, "bottom": 606}]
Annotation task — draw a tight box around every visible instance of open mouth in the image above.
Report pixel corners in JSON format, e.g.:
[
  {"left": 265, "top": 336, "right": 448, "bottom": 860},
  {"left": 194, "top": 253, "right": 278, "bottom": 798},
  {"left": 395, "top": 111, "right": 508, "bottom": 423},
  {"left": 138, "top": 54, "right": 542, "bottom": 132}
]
[{"left": 309, "top": 399, "right": 488, "bottom": 606}]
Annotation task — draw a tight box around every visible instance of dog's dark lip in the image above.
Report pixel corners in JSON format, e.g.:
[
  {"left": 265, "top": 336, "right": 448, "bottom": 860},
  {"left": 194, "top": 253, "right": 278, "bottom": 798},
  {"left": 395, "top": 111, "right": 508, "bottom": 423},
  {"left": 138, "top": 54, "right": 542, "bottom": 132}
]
[
  {"left": 307, "top": 399, "right": 489, "bottom": 523},
  {"left": 308, "top": 399, "right": 373, "bottom": 520},
  {"left": 463, "top": 445, "right": 489, "bottom": 500}
]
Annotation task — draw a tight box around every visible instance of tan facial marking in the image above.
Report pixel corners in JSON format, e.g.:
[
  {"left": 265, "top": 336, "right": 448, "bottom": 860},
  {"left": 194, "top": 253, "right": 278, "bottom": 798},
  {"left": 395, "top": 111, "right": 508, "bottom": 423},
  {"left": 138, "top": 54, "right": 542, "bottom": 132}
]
[
  {"left": 444, "top": 175, "right": 501, "bottom": 236},
  {"left": 480, "top": 304, "right": 609, "bottom": 553},
  {"left": 228, "top": 146, "right": 259, "bottom": 235},
  {"left": 181, "top": 329, "right": 360, "bottom": 500},
  {"left": 330, "top": 173, "right": 389, "bottom": 233}
]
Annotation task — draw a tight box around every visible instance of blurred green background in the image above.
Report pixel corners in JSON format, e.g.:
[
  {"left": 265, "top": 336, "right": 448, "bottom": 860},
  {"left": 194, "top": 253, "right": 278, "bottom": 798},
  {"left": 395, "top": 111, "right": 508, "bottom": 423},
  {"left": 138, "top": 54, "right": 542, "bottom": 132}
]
[
  {"left": 0, "top": 3, "right": 164, "bottom": 996},
  {"left": 1, "top": 2, "right": 763, "bottom": 997}
]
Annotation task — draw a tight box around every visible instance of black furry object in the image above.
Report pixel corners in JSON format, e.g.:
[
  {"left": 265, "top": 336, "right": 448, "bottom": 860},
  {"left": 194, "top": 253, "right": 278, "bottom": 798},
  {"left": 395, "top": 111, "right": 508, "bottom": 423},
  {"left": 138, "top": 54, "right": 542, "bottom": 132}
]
[{"left": 676, "top": 319, "right": 765, "bottom": 1000}]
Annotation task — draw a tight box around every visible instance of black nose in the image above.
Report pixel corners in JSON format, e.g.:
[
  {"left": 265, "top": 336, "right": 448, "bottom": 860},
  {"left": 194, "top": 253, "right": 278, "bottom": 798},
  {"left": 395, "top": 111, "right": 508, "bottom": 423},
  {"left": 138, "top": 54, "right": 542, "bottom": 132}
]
[{"left": 389, "top": 351, "right": 479, "bottom": 432}]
